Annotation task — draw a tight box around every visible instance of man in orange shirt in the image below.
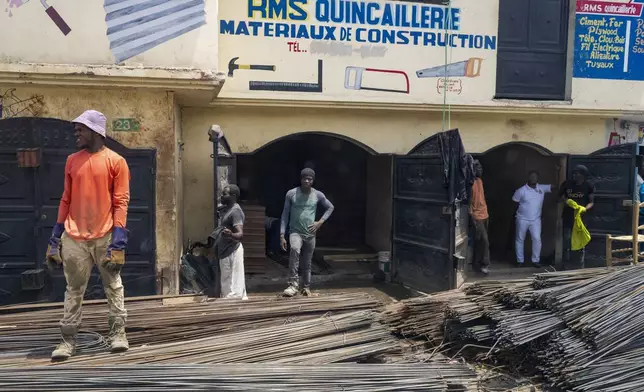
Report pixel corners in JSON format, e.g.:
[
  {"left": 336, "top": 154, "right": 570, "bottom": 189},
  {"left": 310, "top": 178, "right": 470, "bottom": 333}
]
[
  {"left": 45, "top": 110, "right": 131, "bottom": 361},
  {"left": 470, "top": 160, "right": 490, "bottom": 275}
]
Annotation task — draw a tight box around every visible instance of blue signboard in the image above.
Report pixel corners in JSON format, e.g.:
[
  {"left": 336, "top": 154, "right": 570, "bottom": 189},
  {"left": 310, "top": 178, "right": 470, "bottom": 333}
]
[{"left": 574, "top": 0, "right": 644, "bottom": 80}]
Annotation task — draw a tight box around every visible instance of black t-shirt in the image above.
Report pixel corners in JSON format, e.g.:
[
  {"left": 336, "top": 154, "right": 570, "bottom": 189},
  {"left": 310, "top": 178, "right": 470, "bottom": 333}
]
[
  {"left": 559, "top": 180, "right": 595, "bottom": 227},
  {"left": 208, "top": 203, "right": 245, "bottom": 259}
]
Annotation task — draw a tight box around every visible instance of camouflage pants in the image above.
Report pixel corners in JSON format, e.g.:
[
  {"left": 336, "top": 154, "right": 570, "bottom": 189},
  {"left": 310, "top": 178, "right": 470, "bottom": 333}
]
[{"left": 59, "top": 232, "right": 127, "bottom": 329}]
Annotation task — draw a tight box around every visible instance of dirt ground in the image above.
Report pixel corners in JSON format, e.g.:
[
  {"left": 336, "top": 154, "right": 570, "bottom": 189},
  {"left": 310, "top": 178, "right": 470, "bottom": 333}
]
[{"left": 247, "top": 278, "right": 415, "bottom": 304}]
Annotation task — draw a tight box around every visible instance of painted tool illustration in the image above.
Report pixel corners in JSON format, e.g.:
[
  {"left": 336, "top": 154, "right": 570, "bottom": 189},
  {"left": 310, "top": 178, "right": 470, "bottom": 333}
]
[
  {"left": 105, "top": 0, "right": 206, "bottom": 63},
  {"left": 228, "top": 57, "right": 276, "bottom": 77},
  {"left": 416, "top": 58, "right": 483, "bottom": 78},
  {"left": 18, "top": 0, "right": 71, "bottom": 35},
  {"left": 344, "top": 67, "right": 410, "bottom": 94},
  {"left": 249, "top": 60, "right": 323, "bottom": 93}
]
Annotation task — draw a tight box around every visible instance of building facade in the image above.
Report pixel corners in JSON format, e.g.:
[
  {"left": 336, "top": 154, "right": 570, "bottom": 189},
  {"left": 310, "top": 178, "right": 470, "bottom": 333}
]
[
  {"left": 1, "top": 0, "right": 642, "bottom": 300},
  {"left": 0, "top": 0, "right": 224, "bottom": 302}
]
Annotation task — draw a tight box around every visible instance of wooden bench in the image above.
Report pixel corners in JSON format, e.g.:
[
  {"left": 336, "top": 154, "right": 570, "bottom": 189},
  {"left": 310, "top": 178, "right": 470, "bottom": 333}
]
[{"left": 606, "top": 202, "right": 644, "bottom": 266}]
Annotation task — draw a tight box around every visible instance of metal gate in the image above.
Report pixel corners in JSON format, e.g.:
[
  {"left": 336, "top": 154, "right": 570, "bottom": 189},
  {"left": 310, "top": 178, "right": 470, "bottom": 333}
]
[
  {"left": 0, "top": 117, "right": 157, "bottom": 304},
  {"left": 568, "top": 143, "right": 637, "bottom": 268},
  {"left": 391, "top": 130, "right": 466, "bottom": 293}
]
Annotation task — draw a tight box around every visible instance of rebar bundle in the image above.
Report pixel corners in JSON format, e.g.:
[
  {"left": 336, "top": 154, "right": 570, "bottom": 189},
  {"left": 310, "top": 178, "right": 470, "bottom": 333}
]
[
  {"left": 532, "top": 267, "right": 616, "bottom": 289},
  {"left": 463, "top": 279, "right": 531, "bottom": 296},
  {"left": 0, "top": 310, "right": 399, "bottom": 367},
  {"left": 492, "top": 281, "right": 535, "bottom": 309},
  {"left": 0, "top": 330, "right": 108, "bottom": 358},
  {"left": 380, "top": 290, "right": 463, "bottom": 343},
  {"left": 0, "top": 363, "right": 476, "bottom": 391},
  {"left": 381, "top": 265, "right": 644, "bottom": 391},
  {"left": 492, "top": 309, "right": 564, "bottom": 348},
  {"left": 0, "top": 293, "right": 379, "bottom": 352},
  {"left": 445, "top": 297, "right": 484, "bottom": 323},
  {"left": 445, "top": 322, "right": 494, "bottom": 343}
]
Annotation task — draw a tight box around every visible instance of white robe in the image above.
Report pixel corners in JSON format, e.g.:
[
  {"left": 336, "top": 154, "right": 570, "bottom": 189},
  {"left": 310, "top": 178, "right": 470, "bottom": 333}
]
[{"left": 219, "top": 244, "right": 247, "bottom": 300}]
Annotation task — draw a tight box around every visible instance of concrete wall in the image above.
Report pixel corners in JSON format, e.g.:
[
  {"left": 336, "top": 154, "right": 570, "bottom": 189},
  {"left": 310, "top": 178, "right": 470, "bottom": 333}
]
[
  {"left": 2, "top": 0, "right": 219, "bottom": 68},
  {"left": 0, "top": 85, "right": 180, "bottom": 294},
  {"left": 365, "top": 155, "right": 392, "bottom": 252},
  {"left": 181, "top": 105, "right": 608, "bottom": 241}
]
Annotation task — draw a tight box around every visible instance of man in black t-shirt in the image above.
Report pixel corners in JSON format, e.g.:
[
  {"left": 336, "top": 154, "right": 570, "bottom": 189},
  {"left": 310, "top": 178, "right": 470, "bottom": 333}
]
[{"left": 558, "top": 165, "right": 595, "bottom": 270}]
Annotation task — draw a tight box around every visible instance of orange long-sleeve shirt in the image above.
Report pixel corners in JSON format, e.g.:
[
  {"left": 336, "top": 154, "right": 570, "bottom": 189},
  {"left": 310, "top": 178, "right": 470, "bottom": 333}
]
[
  {"left": 471, "top": 178, "right": 489, "bottom": 220},
  {"left": 57, "top": 148, "right": 131, "bottom": 240}
]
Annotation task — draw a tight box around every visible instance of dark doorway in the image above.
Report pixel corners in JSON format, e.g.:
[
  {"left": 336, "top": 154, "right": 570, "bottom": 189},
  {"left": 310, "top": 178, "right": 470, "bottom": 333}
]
[
  {"left": 237, "top": 132, "right": 382, "bottom": 249},
  {"left": 568, "top": 143, "right": 638, "bottom": 268},
  {"left": 477, "top": 143, "right": 565, "bottom": 269},
  {"left": 0, "top": 117, "right": 157, "bottom": 305}
]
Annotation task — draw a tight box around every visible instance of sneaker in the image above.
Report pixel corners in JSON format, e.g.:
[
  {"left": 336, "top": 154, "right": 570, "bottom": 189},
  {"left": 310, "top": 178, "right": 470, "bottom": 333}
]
[
  {"left": 480, "top": 267, "right": 490, "bottom": 275},
  {"left": 516, "top": 263, "right": 525, "bottom": 268},
  {"left": 283, "top": 285, "right": 298, "bottom": 297},
  {"left": 51, "top": 339, "right": 76, "bottom": 361},
  {"left": 300, "top": 288, "right": 312, "bottom": 297},
  {"left": 532, "top": 262, "right": 542, "bottom": 269}
]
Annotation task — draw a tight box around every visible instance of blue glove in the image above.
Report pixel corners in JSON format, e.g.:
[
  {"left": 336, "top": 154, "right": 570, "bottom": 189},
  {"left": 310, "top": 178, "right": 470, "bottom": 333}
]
[
  {"left": 103, "top": 227, "right": 128, "bottom": 272},
  {"left": 45, "top": 223, "right": 65, "bottom": 269}
]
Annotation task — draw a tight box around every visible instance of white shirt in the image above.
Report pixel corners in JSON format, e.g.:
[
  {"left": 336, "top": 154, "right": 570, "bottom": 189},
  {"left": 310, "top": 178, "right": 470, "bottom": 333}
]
[
  {"left": 512, "top": 184, "right": 552, "bottom": 221},
  {"left": 635, "top": 174, "right": 643, "bottom": 202}
]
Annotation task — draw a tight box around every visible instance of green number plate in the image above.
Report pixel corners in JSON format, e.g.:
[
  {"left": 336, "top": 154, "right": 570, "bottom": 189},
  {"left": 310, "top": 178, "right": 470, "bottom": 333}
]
[{"left": 112, "top": 118, "right": 140, "bottom": 132}]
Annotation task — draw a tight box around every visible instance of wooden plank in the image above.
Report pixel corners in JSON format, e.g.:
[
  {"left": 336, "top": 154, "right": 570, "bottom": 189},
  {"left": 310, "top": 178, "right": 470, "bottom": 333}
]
[
  {"left": 0, "top": 294, "right": 200, "bottom": 313},
  {"left": 315, "top": 247, "right": 359, "bottom": 252},
  {"left": 323, "top": 254, "right": 378, "bottom": 262},
  {"left": 162, "top": 295, "right": 208, "bottom": 306}
]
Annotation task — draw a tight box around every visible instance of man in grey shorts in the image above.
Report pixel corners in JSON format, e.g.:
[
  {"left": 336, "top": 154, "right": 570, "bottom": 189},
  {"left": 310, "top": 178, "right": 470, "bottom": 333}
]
[{"left": 280, "top": 168, "right": 334, "bottom": 297}]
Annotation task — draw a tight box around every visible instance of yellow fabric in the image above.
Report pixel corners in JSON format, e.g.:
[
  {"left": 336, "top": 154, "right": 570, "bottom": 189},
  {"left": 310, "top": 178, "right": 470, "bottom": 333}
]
[{"left": 566, "top": 199, "right": 591, "bottom": 250}]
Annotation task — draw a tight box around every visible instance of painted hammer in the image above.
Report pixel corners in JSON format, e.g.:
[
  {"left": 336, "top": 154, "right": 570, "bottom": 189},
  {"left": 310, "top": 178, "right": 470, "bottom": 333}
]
[
  {"left": 21, "top": 0, "right": 71, "bottom": 35},
  {"left": 228, "top": 57, "right": 276, "bottom": 77}
]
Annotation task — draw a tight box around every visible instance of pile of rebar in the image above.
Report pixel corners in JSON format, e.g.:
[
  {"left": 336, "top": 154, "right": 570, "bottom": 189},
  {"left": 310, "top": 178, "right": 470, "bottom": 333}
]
[
  {"left": 380, "top": 290, "right": 462, "bottom": 343},
  {"left": 0, "top": 294, "right": 402, "bottom": 367},
  {"left": 381, "top": 265, "right": 644, "bottom": 391},
  {"left": 0, "top": 293, "right": 379, "bottom": 352},
  {"left": 25, "top": 310, "right": 396, "bottom": 367},
  {"left": 0, "top": 363, "right": 476, "bottom": 391}
]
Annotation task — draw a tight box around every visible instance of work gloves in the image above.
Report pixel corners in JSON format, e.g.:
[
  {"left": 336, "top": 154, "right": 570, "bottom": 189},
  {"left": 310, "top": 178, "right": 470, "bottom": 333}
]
[
  {"left": 45, "top": 223, "right": 65, "bottom": 271},
  {"left": 103, "top": 227, "right": 128, "bottom": 273}
]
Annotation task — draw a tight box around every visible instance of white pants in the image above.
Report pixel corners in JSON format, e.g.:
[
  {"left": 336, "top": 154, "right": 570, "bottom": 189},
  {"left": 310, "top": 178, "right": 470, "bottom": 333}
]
[
  {"left": 515, "top": 218, "right": 542, "bottom": 264},
  {"left": 219, "top": 244, "right": 248, "bottom": 300}
]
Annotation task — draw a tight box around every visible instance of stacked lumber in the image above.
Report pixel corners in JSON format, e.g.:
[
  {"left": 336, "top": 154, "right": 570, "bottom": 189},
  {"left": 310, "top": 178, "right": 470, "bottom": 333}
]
[
  {"left": 315, "top": 246, "right": 378, "bottom": 274},
  {"left": 239, "top": 204, "right": 271, "bottom": 274}
]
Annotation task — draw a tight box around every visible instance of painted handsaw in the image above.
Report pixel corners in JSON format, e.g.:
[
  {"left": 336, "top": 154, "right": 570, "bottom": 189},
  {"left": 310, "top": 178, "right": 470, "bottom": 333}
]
[{"left": 416, "top": 58, "right": 483, "bottom": 78}]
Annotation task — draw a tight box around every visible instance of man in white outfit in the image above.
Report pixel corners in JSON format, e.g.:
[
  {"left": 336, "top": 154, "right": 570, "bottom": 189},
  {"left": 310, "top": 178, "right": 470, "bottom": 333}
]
[{"left": 512, "top": 171, "right": 552, "bottom": 267}]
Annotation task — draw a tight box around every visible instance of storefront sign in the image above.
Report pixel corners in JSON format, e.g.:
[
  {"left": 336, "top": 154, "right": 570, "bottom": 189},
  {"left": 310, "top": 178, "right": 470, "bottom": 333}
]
[
  {"left": 574, "top": 0, "right": 644, "bottom": 80},
  {"left": 220, "top": 0, "right": 496, "bottom": 50},
  {"left": 218, "top": 0, "right": 498, "bottom": 105}
]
